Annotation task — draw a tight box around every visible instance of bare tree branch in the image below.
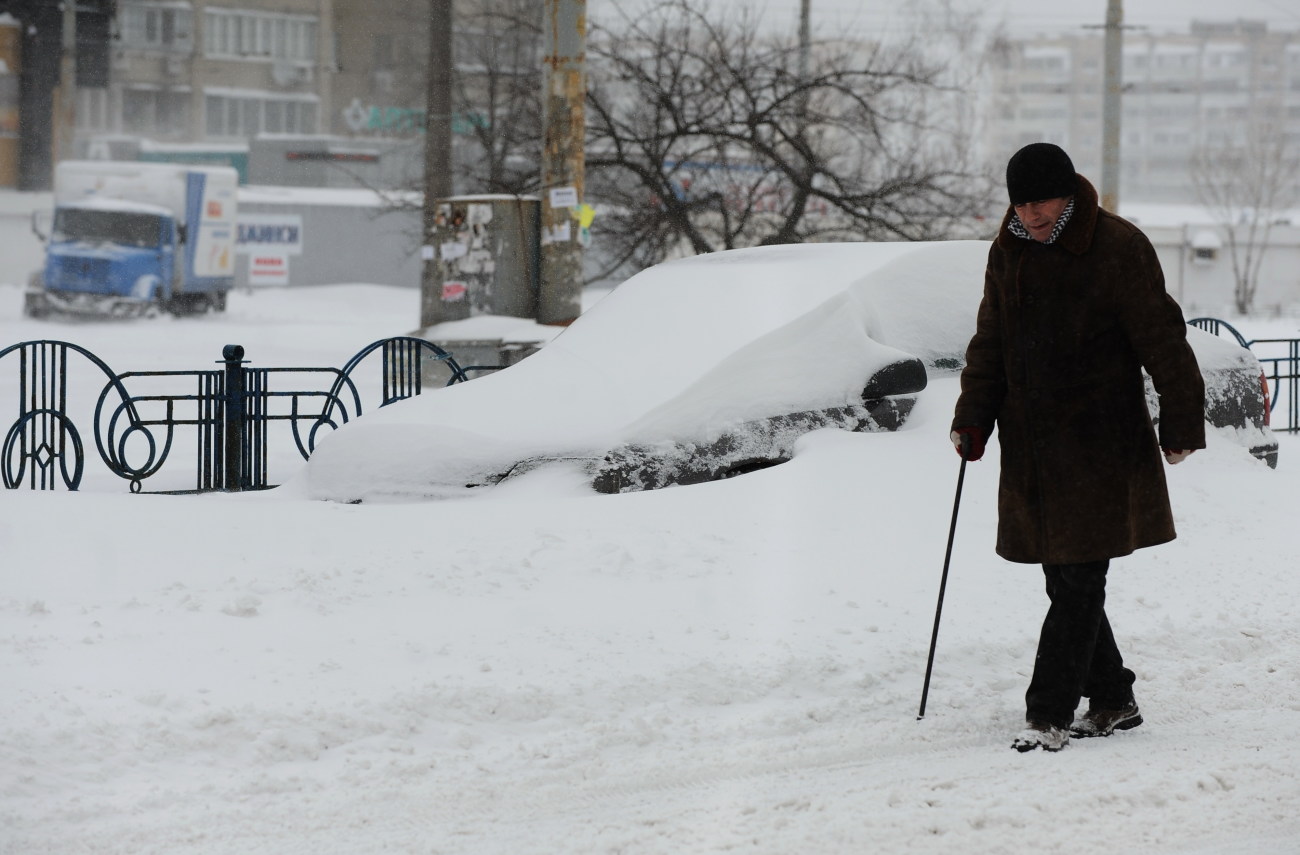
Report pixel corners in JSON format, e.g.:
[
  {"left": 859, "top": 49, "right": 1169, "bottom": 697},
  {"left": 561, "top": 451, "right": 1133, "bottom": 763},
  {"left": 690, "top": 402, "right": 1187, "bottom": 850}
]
[
  {"left": 584, "top": 0, "right": 996, "bottom": 278},
  {"left": 453, "top": 0, "right": 543, "bottom": 195},
  {"left": 1191, "top": 122, "right": 1300, "bottom": 314}
]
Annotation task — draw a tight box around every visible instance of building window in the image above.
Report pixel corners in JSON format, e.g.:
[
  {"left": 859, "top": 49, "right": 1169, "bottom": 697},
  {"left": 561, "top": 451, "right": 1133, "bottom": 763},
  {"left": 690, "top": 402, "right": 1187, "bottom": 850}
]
[
  {"left": 204, "top": 92, "right": 319, "bottom": 138},
  {"left": 122, "top": 87, "right": 191, "bottom": 137},
  {"left": 121, "top": 2, "right": 194, "bottom": 54},
  {"left": 76, "top": 88, "right": 113, "bottom": 132},
  {"left": 1206, "top": 52, "right": 1246, "bottom": 69},
  {"left": 265, "top": 100, "right": 284, "bottom": 133},
  {"left": 204, "top": 8, "right": 316, "bottom": 63}
]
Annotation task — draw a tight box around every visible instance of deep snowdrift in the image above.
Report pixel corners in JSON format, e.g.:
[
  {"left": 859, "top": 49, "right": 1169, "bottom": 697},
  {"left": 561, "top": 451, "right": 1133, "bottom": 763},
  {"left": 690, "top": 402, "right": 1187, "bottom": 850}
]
[{"left": 2, "top": 280, "right": 1298, "bottom": 854}]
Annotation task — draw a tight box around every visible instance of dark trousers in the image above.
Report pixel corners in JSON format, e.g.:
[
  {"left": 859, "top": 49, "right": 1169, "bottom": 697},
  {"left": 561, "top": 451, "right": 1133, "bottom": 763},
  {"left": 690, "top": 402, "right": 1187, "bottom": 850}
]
[{"left": 1025, "top": 560, "right": 1137, "bottom": 728}]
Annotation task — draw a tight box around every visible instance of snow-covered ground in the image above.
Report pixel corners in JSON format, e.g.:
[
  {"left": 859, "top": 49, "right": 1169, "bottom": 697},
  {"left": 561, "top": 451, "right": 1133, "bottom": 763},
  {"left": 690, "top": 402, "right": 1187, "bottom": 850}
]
[{"left": 2, "top": 277, "right": 1299, "bottom": 855}]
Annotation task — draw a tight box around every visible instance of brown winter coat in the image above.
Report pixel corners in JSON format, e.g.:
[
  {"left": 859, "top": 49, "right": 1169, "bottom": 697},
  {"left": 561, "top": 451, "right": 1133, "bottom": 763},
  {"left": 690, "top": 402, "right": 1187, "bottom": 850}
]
[{"left": 953, "top": 175, "right": 1205, "bottom": 565}]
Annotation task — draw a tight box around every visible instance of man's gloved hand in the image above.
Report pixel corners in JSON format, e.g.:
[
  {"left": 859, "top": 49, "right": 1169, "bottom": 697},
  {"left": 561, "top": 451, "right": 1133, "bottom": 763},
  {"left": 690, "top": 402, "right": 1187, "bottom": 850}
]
[
  {"left": 1163, "top": 448, "right": 1193, "bottom": 465},
  {"left": 950, "top": 427, "right": 986, "bottom": 461}
]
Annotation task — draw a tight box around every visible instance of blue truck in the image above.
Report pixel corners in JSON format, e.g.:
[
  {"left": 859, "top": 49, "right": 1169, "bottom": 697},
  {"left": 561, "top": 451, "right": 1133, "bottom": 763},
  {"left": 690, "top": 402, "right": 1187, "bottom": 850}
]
[{"left": 25, "top": 161, "right": 240, "bottom": 318}]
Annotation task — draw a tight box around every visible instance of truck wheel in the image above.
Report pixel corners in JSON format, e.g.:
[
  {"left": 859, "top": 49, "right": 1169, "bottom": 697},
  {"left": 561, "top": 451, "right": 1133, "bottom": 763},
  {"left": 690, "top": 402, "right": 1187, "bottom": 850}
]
[
  {"left": 212, "top": 291, "right": 227, "bottom": 312},
  {"left": 23, "top": 292, "right": 49, "bottom": 319},
  {"left": 165, "top": 294, "right": 203, "bottom": 316}
]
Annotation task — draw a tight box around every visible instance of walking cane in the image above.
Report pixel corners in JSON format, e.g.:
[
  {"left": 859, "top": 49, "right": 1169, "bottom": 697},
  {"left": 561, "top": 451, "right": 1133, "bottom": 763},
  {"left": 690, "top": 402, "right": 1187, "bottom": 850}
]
[{"left": 917, "top": 433, "right": 970, "bottom": 720}]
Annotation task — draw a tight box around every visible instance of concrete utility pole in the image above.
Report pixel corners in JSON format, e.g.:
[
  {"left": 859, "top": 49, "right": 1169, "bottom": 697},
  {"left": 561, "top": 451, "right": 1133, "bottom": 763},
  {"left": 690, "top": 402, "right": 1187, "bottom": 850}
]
[
  {"left": 1100, "top": 0, "right": 1123, "bottom": 212},
  {"left": 798, "top": 0, "right": 811, "bottom": 84},
  {"left": 420, "top": 0, "right": 456, "bottom": 328},
  {"left": 57, "top": 0, "right": 77, "bottom": 164},
  {"left": 538, "top": 0, "right": 586, "bottom": 326},
  {"left": 797, "top": 0, "right": 811, "bottom": 122}
]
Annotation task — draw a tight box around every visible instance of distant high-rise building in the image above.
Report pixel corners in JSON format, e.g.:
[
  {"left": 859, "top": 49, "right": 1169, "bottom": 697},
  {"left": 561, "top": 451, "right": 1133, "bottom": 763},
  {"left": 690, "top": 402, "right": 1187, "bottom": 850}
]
[{"left": 981, "top": 19, "right": 1300, "bottom": 203}]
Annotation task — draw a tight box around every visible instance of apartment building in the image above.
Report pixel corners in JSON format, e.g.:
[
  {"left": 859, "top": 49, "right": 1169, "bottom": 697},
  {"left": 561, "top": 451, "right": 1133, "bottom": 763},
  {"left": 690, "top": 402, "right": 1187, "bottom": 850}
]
[
  {"left": 78, "top": 0, "right": 331, "bottom": 144},
  {"left": 80, "top": 0, "right": 533, "bottom": 143},
  {"left": 65, "top": 0, "right": 534, "bottom": 191},
  {"left": 329, "top": 0, "right": 538, "bottom": 193},
  {"left": 330, "top": 0, "right": 430, "bottom": 140},
  {"left": 982, "top": 19, "right": 1300, "bottom": 203}
]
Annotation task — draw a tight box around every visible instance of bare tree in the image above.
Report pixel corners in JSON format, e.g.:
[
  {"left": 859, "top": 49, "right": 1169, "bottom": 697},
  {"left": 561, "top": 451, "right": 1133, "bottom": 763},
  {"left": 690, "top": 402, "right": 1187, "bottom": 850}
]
[
  {"left": 374, "top": 0, "right": 543, "bottom": 256},
  {"left": 373, "top": 0, "right": 542, "bottom": 204},
  {"left": 1190, "top": 124, "right": 1300, "bottom": 315},
  {"left": 454, "top": 0, "right": 543, "bottom": 194},
  {"left": 583, "top": 0, "right": 995, "bottom": 279}
]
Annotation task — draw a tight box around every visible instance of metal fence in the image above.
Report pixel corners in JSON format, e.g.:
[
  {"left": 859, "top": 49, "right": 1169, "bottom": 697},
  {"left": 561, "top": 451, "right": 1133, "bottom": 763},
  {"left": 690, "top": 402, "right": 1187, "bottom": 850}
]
[
  {"left": 1188, "top": 317, "right": 1299, "bottom": 433},
  {"left": 1, "top": 337, "right": 495, "bottom": 493}
]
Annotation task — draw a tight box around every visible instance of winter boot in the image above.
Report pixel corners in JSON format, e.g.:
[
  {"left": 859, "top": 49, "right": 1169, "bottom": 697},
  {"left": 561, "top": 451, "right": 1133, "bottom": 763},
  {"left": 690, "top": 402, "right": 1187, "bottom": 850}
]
[
  {"left": 1070, "top": 700, "right": 1143, "bottom": 738},
  {"left": 1011, "top": 720, "right": 1069, "bottom": 752}
]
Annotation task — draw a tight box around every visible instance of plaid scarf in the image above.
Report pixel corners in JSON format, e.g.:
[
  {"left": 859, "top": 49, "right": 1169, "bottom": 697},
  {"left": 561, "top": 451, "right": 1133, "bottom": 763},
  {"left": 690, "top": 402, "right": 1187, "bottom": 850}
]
[{"left": 1008, "top": 197, "right": 1075, "bottom": 245}]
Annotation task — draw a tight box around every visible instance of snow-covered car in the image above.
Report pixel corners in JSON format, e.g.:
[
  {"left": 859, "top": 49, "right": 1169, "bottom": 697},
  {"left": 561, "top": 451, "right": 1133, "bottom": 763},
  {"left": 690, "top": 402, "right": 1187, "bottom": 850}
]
[{"left": 295, "top": 241, "right": 1277, "bottom": 502}]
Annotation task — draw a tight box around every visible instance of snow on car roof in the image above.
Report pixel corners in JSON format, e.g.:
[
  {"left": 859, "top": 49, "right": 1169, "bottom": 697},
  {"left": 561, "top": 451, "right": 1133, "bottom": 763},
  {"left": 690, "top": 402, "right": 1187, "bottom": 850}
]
[{"left": 296, "top": 241, "right": 991, "bottom": 501}]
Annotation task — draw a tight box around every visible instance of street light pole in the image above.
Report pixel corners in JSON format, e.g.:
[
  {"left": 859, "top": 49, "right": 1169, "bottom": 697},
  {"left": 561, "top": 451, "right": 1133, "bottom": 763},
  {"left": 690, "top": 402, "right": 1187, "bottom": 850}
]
[
  {"left": 420, "top": 0, "right": 456, "bottom": 328},
  {"left": 799, "top": 0, "right": 810, "bottom": 85},
  {"left": 58, "top": 0, "right": 77, "bottom": 164},
  {"left": 1100, "top": 0, "right": 1123, "bottom": 212},
  {"left": 797, "top": 0, "right": 811, "bottom": 124}
]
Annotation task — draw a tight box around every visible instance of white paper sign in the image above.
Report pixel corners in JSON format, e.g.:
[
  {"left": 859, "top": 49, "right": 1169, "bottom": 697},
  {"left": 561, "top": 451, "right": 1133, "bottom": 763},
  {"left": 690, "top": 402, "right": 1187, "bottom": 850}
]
[
  {"left": 541, "top": 222, "right": 572, "bottom": 245},
  {"left": 549, "top": 186, "right": 578, "bottom": 208}
]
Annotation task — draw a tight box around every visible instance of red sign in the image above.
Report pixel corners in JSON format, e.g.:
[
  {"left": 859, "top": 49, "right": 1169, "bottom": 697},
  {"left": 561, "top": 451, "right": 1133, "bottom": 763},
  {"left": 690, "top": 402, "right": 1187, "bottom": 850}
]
[
  {"left": 442, "top": 281, "right": 467, "bottom": 301},
  {"left": 250, "top": 254, "right": 289, "bottom": 286}
]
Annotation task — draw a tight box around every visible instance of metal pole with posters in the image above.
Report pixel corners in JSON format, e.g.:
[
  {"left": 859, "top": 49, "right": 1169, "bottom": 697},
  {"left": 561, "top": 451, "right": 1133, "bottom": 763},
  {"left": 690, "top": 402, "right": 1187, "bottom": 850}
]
[{"left": 538, "top": 0, "right": 586, "bottom": 327}]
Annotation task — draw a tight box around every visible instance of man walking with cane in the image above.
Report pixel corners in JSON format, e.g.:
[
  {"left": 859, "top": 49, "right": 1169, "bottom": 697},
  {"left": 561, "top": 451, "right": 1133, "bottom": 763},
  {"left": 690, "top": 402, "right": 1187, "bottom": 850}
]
[{"left": 951, "top": 142, "right": 1205, "bottom": 752}]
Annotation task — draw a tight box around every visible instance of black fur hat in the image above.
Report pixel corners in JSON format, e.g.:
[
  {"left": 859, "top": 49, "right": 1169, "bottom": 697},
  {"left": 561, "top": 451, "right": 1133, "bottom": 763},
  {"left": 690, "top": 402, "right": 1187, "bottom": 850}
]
[{"left": 1006, "top": 143, "right": 1078, "bottom": 205}]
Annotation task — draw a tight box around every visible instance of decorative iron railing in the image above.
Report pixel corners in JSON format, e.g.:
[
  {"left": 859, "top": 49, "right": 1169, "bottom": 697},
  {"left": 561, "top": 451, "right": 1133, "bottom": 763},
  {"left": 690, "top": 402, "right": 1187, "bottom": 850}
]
[
  {"left": 1, "top": 337, "right": 495, "bottom": 493},
  {"left": 1188, "top": 317, "right": 1299, "bottom": 433}
]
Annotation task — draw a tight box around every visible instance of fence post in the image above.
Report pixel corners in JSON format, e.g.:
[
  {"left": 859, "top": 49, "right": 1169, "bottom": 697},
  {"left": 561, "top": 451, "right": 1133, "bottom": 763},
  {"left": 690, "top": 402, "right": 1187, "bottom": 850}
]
[{"left": 222, "top": 344, "right": 247, "bottom": 491}]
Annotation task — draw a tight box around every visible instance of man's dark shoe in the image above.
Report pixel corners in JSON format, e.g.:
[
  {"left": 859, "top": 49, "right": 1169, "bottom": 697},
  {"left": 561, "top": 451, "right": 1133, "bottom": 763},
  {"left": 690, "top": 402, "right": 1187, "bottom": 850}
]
[
  {"left": 1070, "top": 700, "right": 1143, "bottom": 738},
  {"left": 1011, "top": 720, "right": 1069, "bottom": 752}
]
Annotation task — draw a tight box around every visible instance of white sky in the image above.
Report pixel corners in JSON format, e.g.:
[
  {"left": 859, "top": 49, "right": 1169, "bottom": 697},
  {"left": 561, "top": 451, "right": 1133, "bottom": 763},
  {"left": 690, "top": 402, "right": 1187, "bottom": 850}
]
[
  {"left": 985, "top": 0, "right": 1300, "bottom": 35},
  {"left": 593, "top": 0, "right": 1300, "bottom": 39}
]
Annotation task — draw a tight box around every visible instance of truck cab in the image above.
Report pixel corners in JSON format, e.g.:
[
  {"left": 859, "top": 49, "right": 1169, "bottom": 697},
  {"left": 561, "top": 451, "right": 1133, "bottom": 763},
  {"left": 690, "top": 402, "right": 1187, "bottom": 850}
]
[{"left": 40, "top": 198, "right": 183, "bottom": 315}]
